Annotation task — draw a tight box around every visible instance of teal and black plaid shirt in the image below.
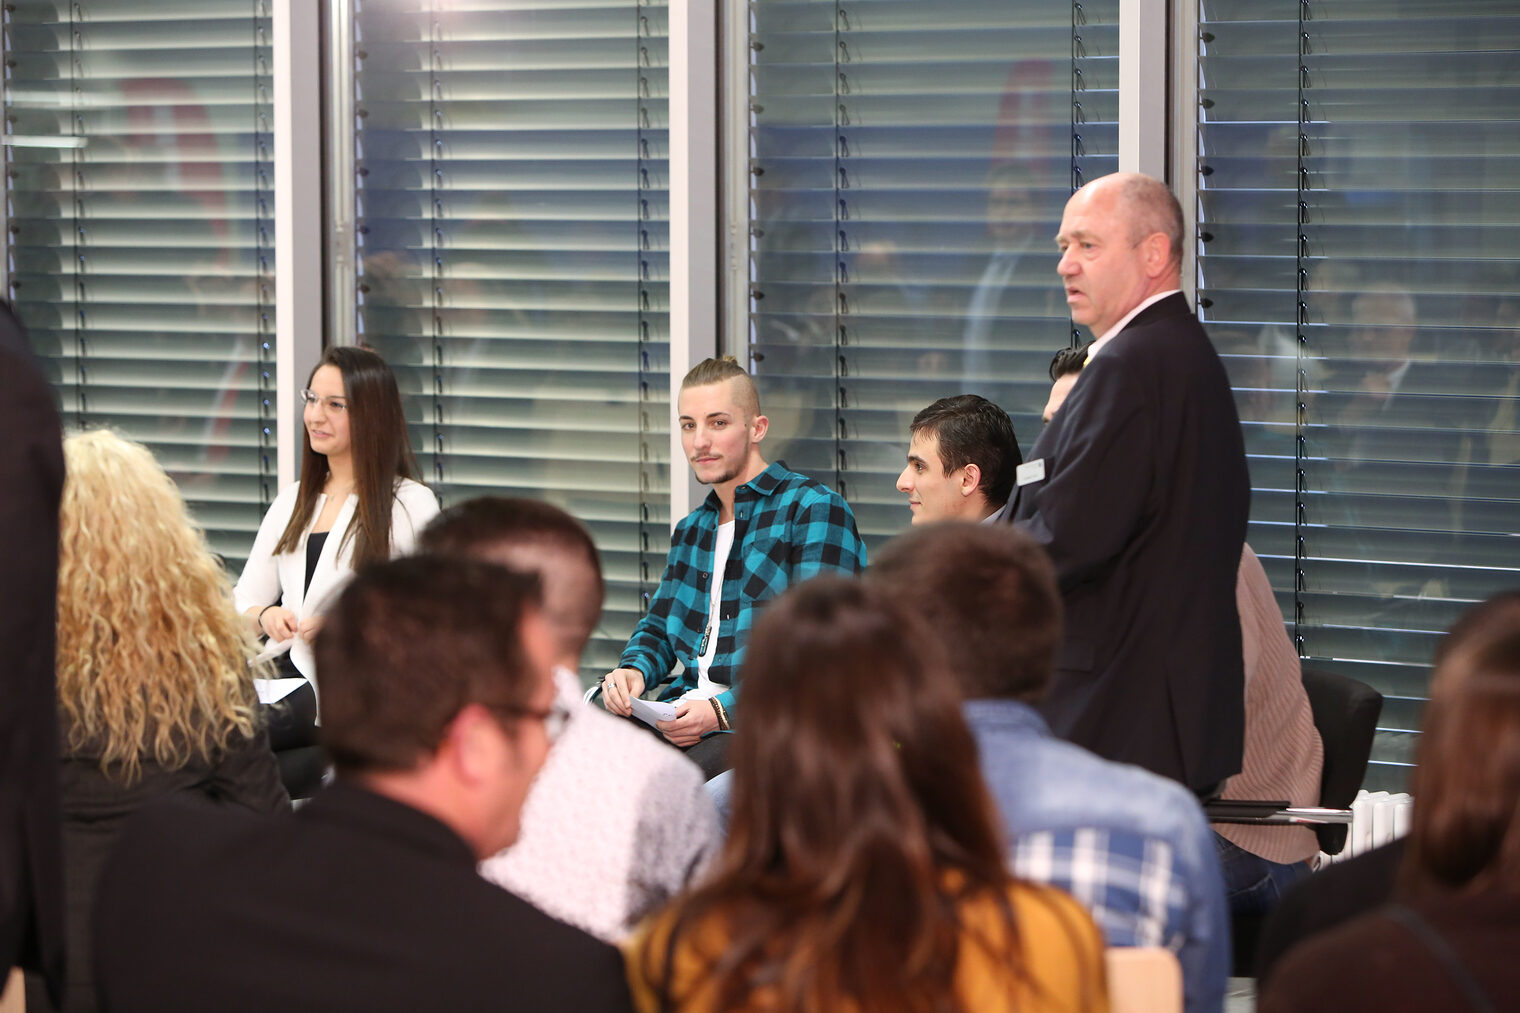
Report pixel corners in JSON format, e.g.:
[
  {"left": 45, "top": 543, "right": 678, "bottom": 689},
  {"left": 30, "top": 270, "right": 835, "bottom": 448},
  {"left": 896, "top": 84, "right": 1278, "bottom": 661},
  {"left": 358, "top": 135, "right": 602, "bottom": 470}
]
[{"left": 619, "top": 462, "right": 865, "bottom": 723}]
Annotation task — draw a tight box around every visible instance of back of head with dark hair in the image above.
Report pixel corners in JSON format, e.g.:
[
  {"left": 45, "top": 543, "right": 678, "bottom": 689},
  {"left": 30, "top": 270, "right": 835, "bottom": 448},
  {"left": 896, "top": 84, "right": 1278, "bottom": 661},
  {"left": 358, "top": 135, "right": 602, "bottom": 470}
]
[
  {"left": 315, "top": 555, "right": 541, "bottom": 774},
  {"left": 655, "top": 575, "right": 1027, "bottom": 1012},
  {"left": 866, "top": 523, "right": 1062, "bottom": 702},
  {"left": 1048, "top": 343, "right": 1093, "bottom": 381},
  {"left": 419, "top": 496, "right": 605, "bottom": 661},
  {"left": 908, "top": 394, "right": 1022, "bottom": 509},
  {"left": 1408, "top": 592, "right": 1520, "bottom": 893}
]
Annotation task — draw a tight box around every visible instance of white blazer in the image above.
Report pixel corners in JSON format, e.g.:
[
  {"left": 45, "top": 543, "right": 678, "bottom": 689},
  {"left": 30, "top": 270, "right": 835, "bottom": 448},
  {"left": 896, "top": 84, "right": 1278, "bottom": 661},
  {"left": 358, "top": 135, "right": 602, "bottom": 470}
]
[{"left": 234, "top": 478, "right": 440, "bottom": 683}]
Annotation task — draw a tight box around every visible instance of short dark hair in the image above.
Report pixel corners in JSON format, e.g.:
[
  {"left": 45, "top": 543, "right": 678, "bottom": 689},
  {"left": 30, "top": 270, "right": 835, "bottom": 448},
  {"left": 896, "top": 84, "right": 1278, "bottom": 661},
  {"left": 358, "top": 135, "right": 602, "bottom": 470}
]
[
  {"left": 315, "top": 556, "right": 542, "bottom": 775},
  {"left": 1048, "top": 343, "right": 1093, "bottom": 381},
  {"left": 908, "top": 395, "right": 1022, "bottom": 509},
  {"left": 866, "top": 523, "right": 1062, "bottom": 702},
  {"left": 419, "top": 497, "right": 605, "bottom": 660}
]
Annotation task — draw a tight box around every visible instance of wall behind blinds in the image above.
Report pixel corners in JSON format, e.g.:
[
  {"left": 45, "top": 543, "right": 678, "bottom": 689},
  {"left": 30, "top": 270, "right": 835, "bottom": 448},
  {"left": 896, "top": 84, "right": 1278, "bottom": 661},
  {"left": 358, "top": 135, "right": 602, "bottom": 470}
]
[
  {"left": 4, "top": 0, "right": 277, "bottom": 570},
  {"left": 746, "top": 0, "right": 1117, "bottom": 549},
  {"left": 350, "top": 0, "right": 671, "bottom": 681},
  {"left": 1197, "top": 0, "right": 1520, "bottom": 789}
]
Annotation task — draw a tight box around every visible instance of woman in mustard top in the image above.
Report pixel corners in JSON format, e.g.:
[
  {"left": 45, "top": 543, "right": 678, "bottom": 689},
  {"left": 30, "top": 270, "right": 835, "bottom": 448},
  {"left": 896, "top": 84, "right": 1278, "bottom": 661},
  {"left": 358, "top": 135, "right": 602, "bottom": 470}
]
[{"left": 626, "top": 577, "right": 1108, "bottom": 1013}]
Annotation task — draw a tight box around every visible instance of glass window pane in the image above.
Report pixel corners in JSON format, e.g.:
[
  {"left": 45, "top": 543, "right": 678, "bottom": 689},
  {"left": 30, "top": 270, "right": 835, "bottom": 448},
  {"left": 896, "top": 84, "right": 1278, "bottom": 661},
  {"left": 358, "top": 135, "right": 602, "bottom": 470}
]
[
  {"left": 4, "top": 0, "right": 278, "bottom": 570},
  {"left": 1198, "top": 0, "right": 1520, "bottom": 790},
  {"left": 747, "top": 0, "right": 1118, "bottom": 549},
  {"left": 351, "top": 0, "right": 671, "bottom": 682}
]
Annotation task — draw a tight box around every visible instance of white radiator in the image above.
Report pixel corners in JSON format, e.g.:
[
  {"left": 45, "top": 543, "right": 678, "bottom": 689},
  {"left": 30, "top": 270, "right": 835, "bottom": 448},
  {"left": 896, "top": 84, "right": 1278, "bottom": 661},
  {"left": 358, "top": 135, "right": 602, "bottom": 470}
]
[{"left": 1318, "top": 789, "right": 1412, "bottom": 866}]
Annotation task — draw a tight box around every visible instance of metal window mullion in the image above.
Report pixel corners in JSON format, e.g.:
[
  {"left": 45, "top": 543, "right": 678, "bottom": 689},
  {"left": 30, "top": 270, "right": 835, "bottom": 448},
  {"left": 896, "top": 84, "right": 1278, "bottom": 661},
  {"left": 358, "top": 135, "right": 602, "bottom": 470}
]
[
  {"left": 668, "top": 0, "right": 719, "bottom": 524},
  {"left": 636, "top": 0, "right": 656, "bottom": 607},
  {"left": 1292, "top": 0, "right": 1315, "bottom": 657},
  {"left": 427, "top": 5, "right": 447, "bottom": 498},
  {"left": 254, "top": 0, "right": 276, "bottom": 507},
  {"left": 68, "top": 3, "right": 88, "bottom": 427},
  {"left": 831, "top": 0, "right": 849, "bottom": 496}
]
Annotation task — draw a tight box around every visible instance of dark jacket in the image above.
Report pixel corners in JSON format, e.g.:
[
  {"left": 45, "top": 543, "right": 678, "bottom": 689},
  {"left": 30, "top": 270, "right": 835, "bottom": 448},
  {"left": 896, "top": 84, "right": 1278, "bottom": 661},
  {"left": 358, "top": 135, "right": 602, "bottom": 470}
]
[
  {"left": 93, "top": 781, "right": 636, "bottom": 1013},
  {"left": 28, "top": 729, "right": 289, "bottom": 1013},
  {"left": 1260, "top": 887, "right": 1520, "bottom": 1012},
  {"left": 0, "top": 303, "right": 66, "bottom": 1005},
  {"left": 1012, "top": 293, "right": 1251, "bottom": 791}
]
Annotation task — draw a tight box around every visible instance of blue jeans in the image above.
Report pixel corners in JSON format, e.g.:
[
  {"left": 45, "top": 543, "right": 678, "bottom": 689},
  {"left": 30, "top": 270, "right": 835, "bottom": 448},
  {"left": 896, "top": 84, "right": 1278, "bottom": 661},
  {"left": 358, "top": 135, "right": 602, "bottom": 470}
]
[{"left": 1212, "top": 832, "right": 1310, "bottom": 915}]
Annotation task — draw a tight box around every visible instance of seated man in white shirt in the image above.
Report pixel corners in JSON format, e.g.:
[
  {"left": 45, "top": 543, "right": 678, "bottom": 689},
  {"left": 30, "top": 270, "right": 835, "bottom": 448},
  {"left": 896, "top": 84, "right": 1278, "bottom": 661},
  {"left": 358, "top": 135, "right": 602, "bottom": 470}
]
[
  {"left": 419, "top": 497, "right": 720, "bottom": 943},
  {"left": 895, "top": 394, "right": 1023, "bottom": 525}
]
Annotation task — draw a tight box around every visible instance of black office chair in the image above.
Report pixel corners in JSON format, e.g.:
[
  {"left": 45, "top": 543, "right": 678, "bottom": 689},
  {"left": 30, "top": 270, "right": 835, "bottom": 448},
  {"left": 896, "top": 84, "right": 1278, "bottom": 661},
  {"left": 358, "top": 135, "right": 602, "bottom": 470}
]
[
  {"left": 1212, "top": 667, "right": 1383, "bottom": 975},
  {"left": 1301, "top": 668, "right": 1384, "bottom": 854}
]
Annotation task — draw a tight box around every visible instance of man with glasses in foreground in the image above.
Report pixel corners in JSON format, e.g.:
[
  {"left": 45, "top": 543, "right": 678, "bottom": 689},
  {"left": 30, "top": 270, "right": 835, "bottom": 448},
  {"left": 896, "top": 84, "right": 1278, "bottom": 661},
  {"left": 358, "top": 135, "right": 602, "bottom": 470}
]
[{"left": 93, "top": 556, "right": 636, "bottom": 1012}]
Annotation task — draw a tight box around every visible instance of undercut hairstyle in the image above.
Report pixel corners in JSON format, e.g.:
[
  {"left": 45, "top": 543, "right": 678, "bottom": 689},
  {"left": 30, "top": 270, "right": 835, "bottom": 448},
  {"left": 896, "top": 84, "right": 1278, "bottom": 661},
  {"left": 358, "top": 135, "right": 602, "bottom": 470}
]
[
  {"left": 57, "top": 430, "right": 261, "bottom": 783},
  {"left": 1049, "top": 342, "right": 1093, "bottom": 381},
  {"left": 419, "top": 496, "right": 605, "bottom": 660},
  {"left": 866, "top": 523, "right": 1062, "bottom": 703},
  {"left": 315, "top": 556, "right": 542, "bottom": 775},
  {"left": 908, "top": 395, "right": 1022, "bottom": 509},
  {"left": 274, "top": 345, "right": 423, "bottom": 567},
  {"left": 680, "top": 355, "right": 761, "bottom": 420},
  {"left": 1407, "top": 592, "right": 1520, "bottom": 893},
  {"left": 646, "top": 577, "right": 1095, "bottom": 1012},
  {"left": 1114, "top": 173, "right": 1185, "bottom": 272}
]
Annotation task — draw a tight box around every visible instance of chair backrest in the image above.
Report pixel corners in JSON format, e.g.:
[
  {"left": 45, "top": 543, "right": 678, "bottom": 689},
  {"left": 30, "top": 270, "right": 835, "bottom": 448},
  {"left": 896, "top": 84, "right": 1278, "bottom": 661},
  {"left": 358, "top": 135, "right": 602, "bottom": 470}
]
[
  {"left": 1301, "top": 668, "right": 1383, "bottom": 854},
  {"left": 1105, "top": 947, "right": 1182, "bottom": 1013}
]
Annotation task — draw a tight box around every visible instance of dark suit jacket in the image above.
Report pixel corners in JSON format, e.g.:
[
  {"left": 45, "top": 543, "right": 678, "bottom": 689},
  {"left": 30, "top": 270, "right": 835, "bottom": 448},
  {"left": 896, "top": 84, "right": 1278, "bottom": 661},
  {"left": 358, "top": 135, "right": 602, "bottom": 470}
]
[
  {"left": 0, "top": 302, "right": 66, "bottom": 1005},
  {"left": 1012, "top": 293, "right": 1250, "bottom": 791},
  {"left": 93, "top": 781, "right": 635, "bottom": 1013}
]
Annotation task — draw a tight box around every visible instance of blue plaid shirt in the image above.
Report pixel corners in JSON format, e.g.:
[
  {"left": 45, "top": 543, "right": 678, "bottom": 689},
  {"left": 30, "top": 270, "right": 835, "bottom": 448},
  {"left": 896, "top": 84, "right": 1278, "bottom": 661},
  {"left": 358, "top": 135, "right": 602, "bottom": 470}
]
[
  {"left": 965, "top": 699, "right": 1229, "bottom": 1013},
  {"left": 619, "top": 462, "right": 865, "bottom": 722}
]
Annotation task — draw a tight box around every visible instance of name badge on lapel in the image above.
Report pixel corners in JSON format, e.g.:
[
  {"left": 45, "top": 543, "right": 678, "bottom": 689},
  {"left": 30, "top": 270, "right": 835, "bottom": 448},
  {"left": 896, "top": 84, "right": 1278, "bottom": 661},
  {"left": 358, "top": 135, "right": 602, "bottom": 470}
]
[{"left": 1016, "top": 458, "right": 1046, "bottom": 487}]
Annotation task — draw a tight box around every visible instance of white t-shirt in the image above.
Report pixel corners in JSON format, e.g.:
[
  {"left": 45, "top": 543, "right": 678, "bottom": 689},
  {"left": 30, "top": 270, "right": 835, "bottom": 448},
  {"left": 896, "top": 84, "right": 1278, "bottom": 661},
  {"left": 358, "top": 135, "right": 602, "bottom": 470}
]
[{"left": 684, "top": 519, "right": 734, "bottom": 701}]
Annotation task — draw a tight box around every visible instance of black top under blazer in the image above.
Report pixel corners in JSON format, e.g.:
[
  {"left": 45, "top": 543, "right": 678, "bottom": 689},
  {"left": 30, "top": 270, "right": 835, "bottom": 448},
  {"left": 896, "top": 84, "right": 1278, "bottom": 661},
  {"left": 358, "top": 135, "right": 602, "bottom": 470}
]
[{"left": 1012, "top": 293, "right": 1251, "bottom": 792}]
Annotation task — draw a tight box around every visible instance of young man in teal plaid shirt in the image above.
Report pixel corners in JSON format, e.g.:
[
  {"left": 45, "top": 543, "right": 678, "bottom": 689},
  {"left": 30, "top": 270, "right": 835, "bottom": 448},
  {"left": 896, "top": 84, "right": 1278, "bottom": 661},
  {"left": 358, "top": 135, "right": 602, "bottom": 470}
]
[{"left": 601, "top": 356, "right": 866, "bottom": 778}]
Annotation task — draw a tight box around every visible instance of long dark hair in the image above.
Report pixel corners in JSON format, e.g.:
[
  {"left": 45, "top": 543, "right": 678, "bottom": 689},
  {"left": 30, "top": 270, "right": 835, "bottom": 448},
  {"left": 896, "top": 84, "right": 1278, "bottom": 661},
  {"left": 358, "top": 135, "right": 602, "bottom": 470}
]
[
  {"left": 1407, "top": 592, "right": 1520, "bottom": 894},
  {"left": 648, "top": 577, "right": 1060, "bottom": 1013},
  {"left": 273, "top": 346, "right": 420, "bottom": 567}
]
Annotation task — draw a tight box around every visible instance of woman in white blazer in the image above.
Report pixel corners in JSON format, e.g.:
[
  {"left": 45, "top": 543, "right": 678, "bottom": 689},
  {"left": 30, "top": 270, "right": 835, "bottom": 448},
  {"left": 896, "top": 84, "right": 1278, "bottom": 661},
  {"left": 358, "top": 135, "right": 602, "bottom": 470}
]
[{"left": 234, "top": 346, "right": 439, "bottom": 702}]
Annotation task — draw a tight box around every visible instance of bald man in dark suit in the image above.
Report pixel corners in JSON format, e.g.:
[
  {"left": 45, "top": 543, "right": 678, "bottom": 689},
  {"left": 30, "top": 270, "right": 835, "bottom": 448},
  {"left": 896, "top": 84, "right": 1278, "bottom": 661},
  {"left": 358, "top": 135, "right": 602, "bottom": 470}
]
[{"left": 1012, "top": 173, "right": 1250, "bottom": 796}]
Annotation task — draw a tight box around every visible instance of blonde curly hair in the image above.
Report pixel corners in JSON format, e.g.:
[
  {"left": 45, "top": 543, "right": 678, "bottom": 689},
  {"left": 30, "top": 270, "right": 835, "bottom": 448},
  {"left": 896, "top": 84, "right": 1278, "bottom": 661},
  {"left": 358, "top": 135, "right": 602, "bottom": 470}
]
[{"left": 57, "top": 430, "right": 262, "bottom": 783}]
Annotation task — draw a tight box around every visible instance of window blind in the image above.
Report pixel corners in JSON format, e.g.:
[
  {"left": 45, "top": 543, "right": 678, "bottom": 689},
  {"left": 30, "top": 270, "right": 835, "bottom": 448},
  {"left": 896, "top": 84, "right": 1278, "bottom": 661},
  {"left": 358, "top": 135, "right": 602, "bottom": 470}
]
[
  {"left": 3, "top": 0, "right": 277, "bottom": 571},
  {"left": 746, "top": 0, "right": 1117, "bottom": 549},
  {"left": 1197, "top": 0, "right": 1520, "bottom": 789},
  {"left": 350, "top": 0, "right": 671, "bottom": 680}
]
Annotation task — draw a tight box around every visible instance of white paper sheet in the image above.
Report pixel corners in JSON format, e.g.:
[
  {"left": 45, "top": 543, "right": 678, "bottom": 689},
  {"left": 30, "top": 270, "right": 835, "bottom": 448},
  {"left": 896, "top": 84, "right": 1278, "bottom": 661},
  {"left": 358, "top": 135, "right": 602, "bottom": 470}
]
[
  {"left": 628, "top": 696, "right": 679, "bottom": 727},
  {"left": 254, "top": 677, "right": 308, "bottom": 705}
]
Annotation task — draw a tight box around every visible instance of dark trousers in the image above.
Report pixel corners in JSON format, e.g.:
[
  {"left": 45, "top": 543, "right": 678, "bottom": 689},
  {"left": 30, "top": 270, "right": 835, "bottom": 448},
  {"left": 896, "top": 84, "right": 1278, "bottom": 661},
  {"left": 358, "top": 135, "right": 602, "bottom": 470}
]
[
  {"left": 591, "top": 687, "right": 735, "bottom": 780},
  {"left": 261, "top": 654, "right": 318, "bottom": 752}
]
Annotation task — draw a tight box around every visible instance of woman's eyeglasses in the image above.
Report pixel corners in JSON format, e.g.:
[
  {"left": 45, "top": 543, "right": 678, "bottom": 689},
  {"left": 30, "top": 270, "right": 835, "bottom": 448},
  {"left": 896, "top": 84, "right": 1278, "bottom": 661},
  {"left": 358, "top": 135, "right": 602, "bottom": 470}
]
[
  {"left": 489, "top": 698, "right": 573, "bottom": 744},
  {"left": 300, "top": 389, "right": 347, "bottom": 414}
]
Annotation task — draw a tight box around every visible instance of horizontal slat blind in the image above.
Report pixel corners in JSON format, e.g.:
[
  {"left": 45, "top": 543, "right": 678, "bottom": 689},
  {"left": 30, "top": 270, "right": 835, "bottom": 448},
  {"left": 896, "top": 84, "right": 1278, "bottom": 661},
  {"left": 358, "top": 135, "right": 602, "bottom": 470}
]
[
  {"left": 4, "top": 0, "right": 277, "bottom": 570},
  {"left": 351, "top": 0, "right": 670, "bottom": 682},
  {"left": 747, "top": 0, "right": 1116, "bottom": 549},
  {"left": 1197, "top": 0, "right": 1520, "bottom": 789}
]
